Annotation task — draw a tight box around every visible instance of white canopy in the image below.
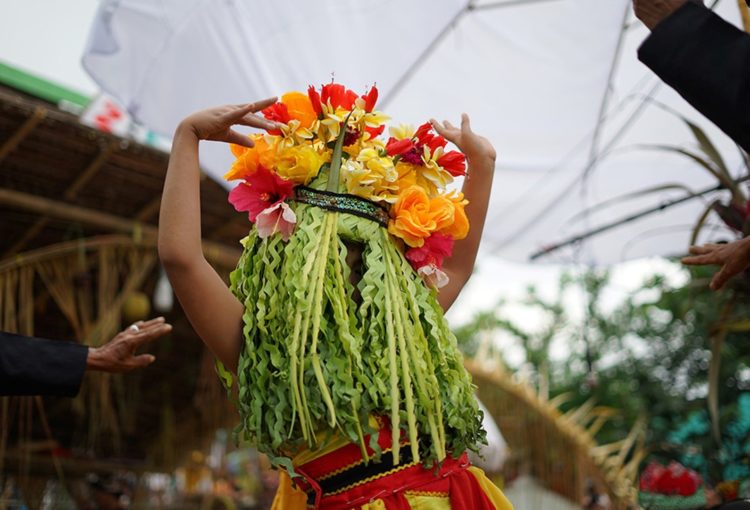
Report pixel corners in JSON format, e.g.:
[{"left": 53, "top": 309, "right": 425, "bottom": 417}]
[{"left": 82, "top": 0, "right": 746, "bottom": 264}]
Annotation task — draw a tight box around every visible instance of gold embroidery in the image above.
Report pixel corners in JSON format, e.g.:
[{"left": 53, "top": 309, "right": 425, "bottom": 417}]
[{"left": 328, "top": 460, "right": 419, "bottom": 496}]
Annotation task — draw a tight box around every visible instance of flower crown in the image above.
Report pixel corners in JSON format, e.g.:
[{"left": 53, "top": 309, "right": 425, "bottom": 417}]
[{"left": 225, "top": 82, "right": 469, "bottom": 288}]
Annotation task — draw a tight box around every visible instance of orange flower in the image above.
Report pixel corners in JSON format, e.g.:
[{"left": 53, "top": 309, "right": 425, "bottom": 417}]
[
  {"left": 388, "top": 186, "right": 461, "bottom": 247},
  {"left": 439, "top": 191, "right": 469, "bottom": 240},
  {"left": 430, "top": 194, "right": 456, "bottom": 233},
  {"left": 224, "top": 136, "right": 277, "bottom": 181},
  {"left": 281, "top": 91, "right": 317, "bottom": 129}
]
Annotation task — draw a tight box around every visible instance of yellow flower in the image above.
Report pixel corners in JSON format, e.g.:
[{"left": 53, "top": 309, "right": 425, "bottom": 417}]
[
  {"left": 278, "top": 119, "right": 316, "bottom": 148},
  {"left": 420, "top": 145, "right": 454, "bottom": 188},
  {"left": 275, "top": 145, "right": 327, "bottom": 185},
  {"left": 389, "top": 124, "right": 416, "bottom": 141},
  {"left": 225, "top": 135, "right": 277, "bottom": 181},
  {"left": 342, "top": 147, "right": 399, "bottom": 203},
  {"left": 394, "top": 162, "right": 438, "bottom": 197}
]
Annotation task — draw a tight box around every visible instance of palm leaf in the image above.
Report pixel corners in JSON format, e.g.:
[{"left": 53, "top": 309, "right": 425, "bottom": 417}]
[
  {"left": 326, "top": 112, "right": 353, "bottom": 193},
  {"left": 643, "top": 98, "right": 744, "bottom": 200},
  {"left": 634, "top": 144, "right": 735, "bottom": 191},
  {"left": 689, "top": 199, "right": 721, "bottom": 246},
  {"left": 567, "top": 183, "right": 700, "bottom": 225}
]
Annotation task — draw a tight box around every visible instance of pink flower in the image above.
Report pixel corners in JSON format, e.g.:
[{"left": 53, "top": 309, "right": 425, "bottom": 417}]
[
  {"left": 228, "top": 165, "right": 296, "bottom": 239},
  {"left": 405, "top": 233, "right": 454, "bottom": 289},
  {"left": 255, "top": 201, "right": 297, "bottom": 241},
  {"left": 405, "top": 233, "right": 454, "bottom": 270}
]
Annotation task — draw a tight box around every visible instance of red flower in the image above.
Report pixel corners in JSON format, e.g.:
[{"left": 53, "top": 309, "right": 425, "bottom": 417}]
[
  {"left": 343, "top": 127, "right": 361, "bottom": 147},
  {"left": 321, "top": 83, "right": 358, "bottom": 110},
  {"left": 386, "top": 137, "right": 415, "bottom": 157},
  {"left": 307, "top": 85, "right": 323, "bottom": 117},
  {"left": 228, "top": 165, "right": 294, "bottom": 223},
  {"left": 640, "top": 462, "right": 666, "bottom": 492},
  {"left": 639, "top": 461, "right": 701, "bottom": 496},
  {"left": 365, "top": 124, "right": 385, "bottom": 140},
  {"left": 262, "top": 103, "right": 291, "bottom": 135},
  {"left": 405, "top": 233, "right": 455, "bottom": 271},
  {"left": 414, "top": 122, "right": 447, "bottom": 153},
  {"left": 361, "top": 86, "right": 378, "bottom": 112},
  {"left": 437, "top": 151, "right": 467, "bottom": 177}
]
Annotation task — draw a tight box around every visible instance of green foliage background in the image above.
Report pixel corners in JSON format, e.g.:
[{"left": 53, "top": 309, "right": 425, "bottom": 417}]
[{"left": 454, "top": 263, "right": 750, "bottom": 482}]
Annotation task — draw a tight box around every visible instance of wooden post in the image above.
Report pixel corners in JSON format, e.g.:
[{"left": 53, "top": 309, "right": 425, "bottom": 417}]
[{"left": 740, "top": 0, "right": 750, "bottom": 33}]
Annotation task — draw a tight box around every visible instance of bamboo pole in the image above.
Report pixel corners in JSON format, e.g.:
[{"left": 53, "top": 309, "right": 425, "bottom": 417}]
[{"left": 0, "top": 188, "right": 241, "bottom": 268}]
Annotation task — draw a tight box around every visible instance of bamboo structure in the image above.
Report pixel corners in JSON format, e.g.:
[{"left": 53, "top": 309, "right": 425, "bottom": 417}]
[{"left": 467, "top": 359, "right": 644, "bottom": 509}]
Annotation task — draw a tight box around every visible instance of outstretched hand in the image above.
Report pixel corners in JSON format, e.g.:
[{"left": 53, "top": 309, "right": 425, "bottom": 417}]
[
  {"left": 681, "top": 237, "right": 750, "bottom": 290},
  {"left": 86, "top": 317, "right": 172, "bottom": 373},
  {"left": 431, "top": 114, "right": 496, "bottom": 163},
  {"left": 181, "top": 98, "right": 280, "bottom": 148}
]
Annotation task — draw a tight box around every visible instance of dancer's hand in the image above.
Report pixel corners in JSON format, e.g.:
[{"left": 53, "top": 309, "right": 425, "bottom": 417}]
[
  {"left": 87, "top": 317, "right": 172, "bottom": 373},
  {"left": 681, "top": 237, "right": 750, "bottom": 290},
  {"left": 633, "top": 0, "right": 687, "bottom": 30},
  {"left": 180, "top": 98, "right": 280, "bottom": 148},
  {"left": 431, "top": 114, "right": 496, "bottom": 164}
]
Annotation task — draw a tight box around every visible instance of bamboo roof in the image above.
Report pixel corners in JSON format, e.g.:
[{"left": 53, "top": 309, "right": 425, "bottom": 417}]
[{"left": 0, "top": 82, "right": 246, "bottom": 266}]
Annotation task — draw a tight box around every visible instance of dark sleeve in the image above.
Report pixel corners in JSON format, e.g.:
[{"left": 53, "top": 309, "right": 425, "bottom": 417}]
[
  {"left": 0, "top": 331, "right": 88, "bottom": 396},
  {"left": 638, "top": 2, "right": 750, "bottom": 152}
]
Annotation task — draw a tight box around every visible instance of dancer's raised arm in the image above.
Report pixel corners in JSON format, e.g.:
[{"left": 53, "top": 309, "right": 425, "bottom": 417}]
[
  {"left": 158, "top": 100, "right": 277, "bottom": 371},
  {"left": 431, "top": 114, "right": 496, "bottom": 311}
]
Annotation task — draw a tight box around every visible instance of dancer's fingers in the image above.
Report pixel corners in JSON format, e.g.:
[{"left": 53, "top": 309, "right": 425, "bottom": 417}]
[
  {"left": 226, "top": 97, "right": 277, "bottom": 120},
  {"left": 225, "top": 129, "right": 255, "bottom": 148},
  {"left": 239, "top": 113, "right": 279, "bottom": 131},
  {"left": 430, "top": 118, "right": 447, "bottom": 136},
  {"left": 461, "top": 113, "right": 471, "bottom": 133}
]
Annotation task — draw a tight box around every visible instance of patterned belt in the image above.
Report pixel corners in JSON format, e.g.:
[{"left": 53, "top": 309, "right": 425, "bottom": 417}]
[
  {"left": 291, "top": 186, "right": 390, "bottom": 227},
  {"left": 298, "top": 446, "right": 416, "bottom": 506}
]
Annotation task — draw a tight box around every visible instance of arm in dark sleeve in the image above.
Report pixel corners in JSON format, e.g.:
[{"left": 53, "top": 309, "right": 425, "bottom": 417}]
[
  {"left": 638, "top": 2, "right": 750, "bottom": 152},
  {"left": 0, "top": 331, "right": 88, "bottom": 396}
]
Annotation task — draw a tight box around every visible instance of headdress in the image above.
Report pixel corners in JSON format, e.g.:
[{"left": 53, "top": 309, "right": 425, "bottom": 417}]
[{"left": 220, "top": 83, "right": 484, "bottom": 472}]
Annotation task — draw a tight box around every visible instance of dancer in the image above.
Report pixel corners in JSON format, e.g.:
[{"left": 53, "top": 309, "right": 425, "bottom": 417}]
[{"left": 159, "top": 85, "right": 511, "bottom": 509}]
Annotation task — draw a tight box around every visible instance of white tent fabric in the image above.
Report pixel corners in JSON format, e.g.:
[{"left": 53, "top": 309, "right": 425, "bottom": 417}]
[{"left": 83, "top": 0, "right": 746, "bottom": 264}]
